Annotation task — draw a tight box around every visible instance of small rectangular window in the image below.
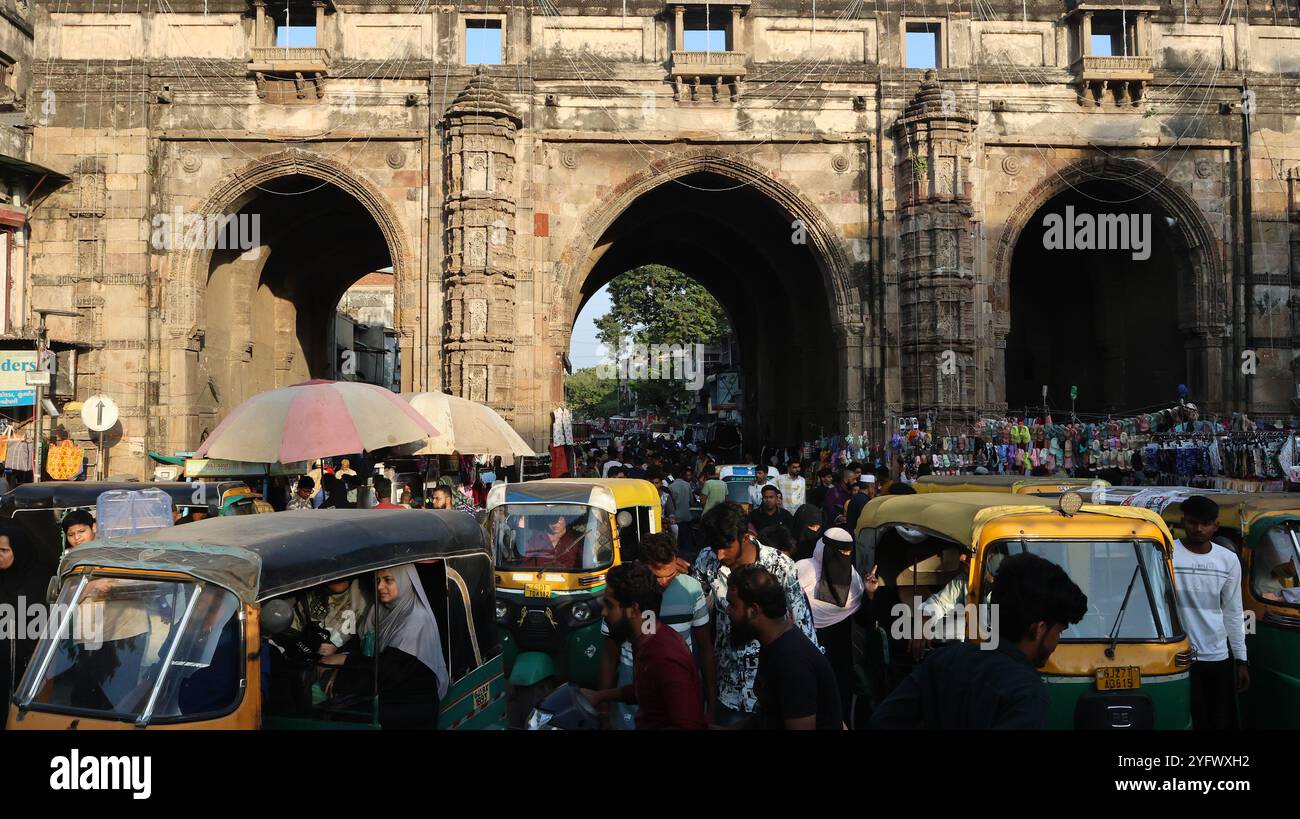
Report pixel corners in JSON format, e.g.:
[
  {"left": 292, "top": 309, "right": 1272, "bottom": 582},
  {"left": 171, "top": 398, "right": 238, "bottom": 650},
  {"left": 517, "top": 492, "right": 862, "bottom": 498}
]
[
  {"left": 466, "top": 19, "right": 503, "bottom": 65},
  {"left": 684, "top": 29, "right": 727, "bottom": 52},
  {"left": 276, "top": 25, "right": 317, "bottom": 48},
  {"left": 905, "top": 23, "right": 941, "bottom": 69},
  {"left": 1089, "top": 16, "right": 1126, "bottom": 57}
]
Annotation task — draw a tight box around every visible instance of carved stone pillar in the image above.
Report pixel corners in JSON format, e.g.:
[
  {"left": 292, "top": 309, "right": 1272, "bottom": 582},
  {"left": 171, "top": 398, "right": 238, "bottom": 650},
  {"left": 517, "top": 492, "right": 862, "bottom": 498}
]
[
  {"left": 730, "top": 6, "right": 742, "bottom": 50},
  {"left": 892, "top": 71, "right": 979, "bottom": 418},
  {"left": 1081, "top": 11, "right": 1092, "bottom": 56},
  {"left": 442, "top": 69, "right": 522, "bottom": 419},
  {"left": 674, "top": 5, "right": 685, "bottom": 51}
]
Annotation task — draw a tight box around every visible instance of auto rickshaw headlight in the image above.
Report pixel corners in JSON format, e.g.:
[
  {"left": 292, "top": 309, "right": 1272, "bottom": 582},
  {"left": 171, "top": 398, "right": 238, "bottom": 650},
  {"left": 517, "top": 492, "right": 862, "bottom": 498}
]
[
  {"left": 569, "top": 601, "right": 596, "bottom": 624},
  {"left": 495, "top": 601, "right": 510, "bottom": 623}
]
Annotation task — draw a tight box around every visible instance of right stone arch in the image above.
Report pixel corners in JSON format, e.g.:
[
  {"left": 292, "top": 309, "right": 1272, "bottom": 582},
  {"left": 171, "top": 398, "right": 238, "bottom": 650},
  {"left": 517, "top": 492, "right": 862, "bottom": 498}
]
[{"left": 989, "top": 154, "right": 1231, "bottom": 414}]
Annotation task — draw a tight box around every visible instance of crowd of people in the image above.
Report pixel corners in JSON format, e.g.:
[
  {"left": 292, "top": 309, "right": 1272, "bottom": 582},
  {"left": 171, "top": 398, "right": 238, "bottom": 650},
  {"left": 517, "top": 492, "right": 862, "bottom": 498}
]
[{"left": 0, "top": 436, "right": 1262, "bottom": 732}]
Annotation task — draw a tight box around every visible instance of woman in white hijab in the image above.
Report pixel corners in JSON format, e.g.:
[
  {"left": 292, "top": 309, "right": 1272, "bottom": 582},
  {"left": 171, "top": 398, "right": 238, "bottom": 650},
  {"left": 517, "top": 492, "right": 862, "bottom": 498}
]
[
  {"left": 796, "top": 527, "right": 881, "bottom": 729},
  {"left": 322, "top": 564, "right": 449, "bottom": 729}
]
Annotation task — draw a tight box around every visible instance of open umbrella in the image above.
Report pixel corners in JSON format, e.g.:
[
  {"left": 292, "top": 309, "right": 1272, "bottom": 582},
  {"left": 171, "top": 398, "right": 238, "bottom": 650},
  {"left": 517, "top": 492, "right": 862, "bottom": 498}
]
[
  {"left": 195, "top": 380, "right": 438, "bottom": 464},
  {"left": 400, "top": 392, "right": 535, "bottom": 461}
]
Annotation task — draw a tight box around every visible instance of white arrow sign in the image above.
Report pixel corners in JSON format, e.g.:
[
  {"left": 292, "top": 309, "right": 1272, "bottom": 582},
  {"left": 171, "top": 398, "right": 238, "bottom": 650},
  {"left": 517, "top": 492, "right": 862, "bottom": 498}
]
[{"left": 82, "top": 395, "right": 119, "bottom": 432}]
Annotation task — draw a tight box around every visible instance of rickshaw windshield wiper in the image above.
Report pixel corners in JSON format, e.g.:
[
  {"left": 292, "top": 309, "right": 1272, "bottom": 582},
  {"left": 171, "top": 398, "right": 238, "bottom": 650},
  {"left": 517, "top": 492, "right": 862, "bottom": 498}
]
[{"left": 1105, "top": 565, "right": 1142, "bottom": 660}]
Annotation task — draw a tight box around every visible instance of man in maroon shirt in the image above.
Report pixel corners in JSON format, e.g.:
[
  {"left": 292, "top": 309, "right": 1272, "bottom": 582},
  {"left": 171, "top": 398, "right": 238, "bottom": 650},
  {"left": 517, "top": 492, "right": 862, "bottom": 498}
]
[{"left": 580, "top": 563, "right": 706, "bottom": 730}]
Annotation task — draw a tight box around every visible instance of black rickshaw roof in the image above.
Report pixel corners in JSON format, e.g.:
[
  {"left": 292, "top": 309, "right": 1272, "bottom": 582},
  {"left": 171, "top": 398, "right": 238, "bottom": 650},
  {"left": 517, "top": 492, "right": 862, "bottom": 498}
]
[
  {"left": 1, "top": 481, "right": 248, "bottom": 513},
  {"left": 58, "top": 509, "right": 489, "bottom": 604}
]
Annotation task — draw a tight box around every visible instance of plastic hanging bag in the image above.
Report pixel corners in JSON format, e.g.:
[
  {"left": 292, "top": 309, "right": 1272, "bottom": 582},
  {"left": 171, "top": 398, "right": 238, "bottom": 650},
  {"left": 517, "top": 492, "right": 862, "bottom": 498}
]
[{"left": 96, "top": 488, "right": 176, "bottom": 539}]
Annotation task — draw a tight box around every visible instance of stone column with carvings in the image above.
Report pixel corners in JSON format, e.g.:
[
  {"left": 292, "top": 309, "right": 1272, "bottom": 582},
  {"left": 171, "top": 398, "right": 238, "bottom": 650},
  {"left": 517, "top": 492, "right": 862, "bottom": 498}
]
[
  {"left": 442, "top": 69, "right": 522, "bottom": 419},
  {"left": 892, "top": 71, "right": 979, "bottom": 418},
  {"left": 674, "top": 5, "right": 685, "bottom": 51},
  {"left": 1081, "top": 11, "right": 1092, "bottom": 57}
]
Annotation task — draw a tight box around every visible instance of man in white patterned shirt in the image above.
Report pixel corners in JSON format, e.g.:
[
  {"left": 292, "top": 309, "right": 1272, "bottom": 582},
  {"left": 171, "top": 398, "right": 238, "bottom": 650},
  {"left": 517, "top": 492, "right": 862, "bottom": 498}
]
[{"left": 693, "top": 501, "right": 819, "bottom": 726}]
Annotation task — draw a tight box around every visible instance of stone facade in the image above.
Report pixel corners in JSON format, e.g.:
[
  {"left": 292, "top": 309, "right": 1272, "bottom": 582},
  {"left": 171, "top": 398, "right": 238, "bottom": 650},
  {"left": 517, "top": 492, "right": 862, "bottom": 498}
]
[{"left": 18, "top": 0, "right": 1300, "bottom": 475}]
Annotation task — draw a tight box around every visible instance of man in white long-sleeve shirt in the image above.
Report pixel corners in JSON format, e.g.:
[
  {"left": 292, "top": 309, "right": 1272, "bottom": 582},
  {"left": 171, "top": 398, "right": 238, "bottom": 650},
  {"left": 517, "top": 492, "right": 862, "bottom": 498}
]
[{"left": 1172, "top": 495, "right": 1250, "bottom": 730}]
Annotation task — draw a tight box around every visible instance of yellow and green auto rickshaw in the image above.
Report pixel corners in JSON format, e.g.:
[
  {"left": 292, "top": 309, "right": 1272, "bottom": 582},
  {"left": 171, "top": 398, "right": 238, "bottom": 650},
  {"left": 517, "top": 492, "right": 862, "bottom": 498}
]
[
  {"left": 913, "top": 475, "right": 1108, "bottom": 495},
  {"left": 485, "top": 478, "right": 662, "bottom": 724},
  {"left": 855, "top": 492, "right": 1192, "bottom": 729},
  {"left": 7, "top": 509, "right": 504, "bottom": 730},
  {"left": 1133, "top": 493, "right": 1300, "bottom": 729}
]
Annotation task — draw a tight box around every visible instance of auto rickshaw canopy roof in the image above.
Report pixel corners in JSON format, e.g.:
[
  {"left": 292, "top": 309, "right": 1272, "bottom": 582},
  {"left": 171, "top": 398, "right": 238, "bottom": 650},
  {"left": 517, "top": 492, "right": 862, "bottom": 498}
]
[
  {"left": 57, "top": 508, "right": 487, "bottom": 604},
  {"left": 0, "top": 480, "right": 250, "bottom": 514},
  {"left": 855, "top": 492, "right": 1174, "bottom": 548},
  {"left": 486, "top": 478, "right": 661, "bottom": 515},
  {"left": 913, "top": 475, "right": 1107, "bottom": 493},
  {"left": 1152, "top": 492, "right": 1300, "bottom": 542}
]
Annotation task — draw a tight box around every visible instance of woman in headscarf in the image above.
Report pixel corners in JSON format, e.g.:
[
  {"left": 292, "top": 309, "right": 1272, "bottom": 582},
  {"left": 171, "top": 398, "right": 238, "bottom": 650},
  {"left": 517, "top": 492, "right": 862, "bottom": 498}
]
[
  {"left": 321, "top": 564, "right": 448, "bottom": 729},
  {"left": 0, "top": 524, "right": 53, "bottom": 725},
  {"left": 791, "top": 503, "right": 823, "bottom": 562},
  {"left": 795, "top": 527, "right": 883, "bottom": 729}
]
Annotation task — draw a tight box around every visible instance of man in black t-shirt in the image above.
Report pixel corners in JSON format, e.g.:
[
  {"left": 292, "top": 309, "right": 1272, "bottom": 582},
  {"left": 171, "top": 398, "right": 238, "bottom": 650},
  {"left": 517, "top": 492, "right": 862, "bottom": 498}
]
[
  {"left": 748, "top": 485, "right": 795, "bottom": 536},
  {"left": 725, "top": 564, "right": 843, "bottom": 730}
]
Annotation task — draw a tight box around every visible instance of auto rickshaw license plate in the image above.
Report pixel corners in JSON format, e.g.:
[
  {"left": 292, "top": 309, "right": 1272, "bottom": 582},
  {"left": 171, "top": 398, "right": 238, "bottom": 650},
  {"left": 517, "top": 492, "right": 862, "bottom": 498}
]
[
  {"left": 1095, "top": 666, "right": 1141, "bottom": 691},
  {"left": 524, "top": 582, "right": 552, "bottom": 599}
]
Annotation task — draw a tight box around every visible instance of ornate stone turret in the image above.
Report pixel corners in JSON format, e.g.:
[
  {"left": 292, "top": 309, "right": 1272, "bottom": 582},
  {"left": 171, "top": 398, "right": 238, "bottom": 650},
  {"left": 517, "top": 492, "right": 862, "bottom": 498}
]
[
  {"left": 892, "top": 71, "right": 980, "bottom": 416},
  {"left": 442, "top": 69, "right": 521, "bottom": 415}
]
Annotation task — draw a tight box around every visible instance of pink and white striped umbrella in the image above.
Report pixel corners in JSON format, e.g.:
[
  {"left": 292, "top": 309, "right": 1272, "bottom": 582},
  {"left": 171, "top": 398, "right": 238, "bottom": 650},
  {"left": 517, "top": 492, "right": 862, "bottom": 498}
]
[{"left": 195, "top": 380, "right": 439, "bottom": 464}]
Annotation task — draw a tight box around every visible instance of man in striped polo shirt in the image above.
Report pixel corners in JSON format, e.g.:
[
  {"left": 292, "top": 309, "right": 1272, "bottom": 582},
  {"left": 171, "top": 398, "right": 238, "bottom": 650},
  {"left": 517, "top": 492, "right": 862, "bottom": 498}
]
[
  {"left": 1173, "top": 495, "right": 1249, "bottom": 730},
  {"left": 597, "top": 532, "right": 714, "bottom": 729}
]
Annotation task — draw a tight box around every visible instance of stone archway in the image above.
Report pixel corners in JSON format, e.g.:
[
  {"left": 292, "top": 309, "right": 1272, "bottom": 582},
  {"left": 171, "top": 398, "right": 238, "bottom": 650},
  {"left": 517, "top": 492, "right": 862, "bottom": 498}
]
[
  {"left": 991, "top": 156, "right": 1229, "bottom": 412},
  {"left": 161, "top": 148, "right": 419, "bottom": 445},
  {"left": 548, "top": 148, "right": 865, "bottom": 441}
]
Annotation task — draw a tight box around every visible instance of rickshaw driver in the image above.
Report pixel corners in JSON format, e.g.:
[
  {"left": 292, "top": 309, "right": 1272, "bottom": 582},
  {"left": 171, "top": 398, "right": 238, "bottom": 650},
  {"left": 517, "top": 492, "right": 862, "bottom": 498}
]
[
  {"left": 908, "top": 548, "right": 1005, "bottom": 660},
  {"left": 522, "top": 515, "right": 585, "bottom": 569},
  {"left": 1255, "top": 528, "right": 1300, "bottom": 604}
]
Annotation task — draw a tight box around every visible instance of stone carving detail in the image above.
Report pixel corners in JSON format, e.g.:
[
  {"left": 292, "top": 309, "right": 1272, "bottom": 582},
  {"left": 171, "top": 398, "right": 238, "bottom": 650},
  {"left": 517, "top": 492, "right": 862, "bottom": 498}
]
[
  {"left": 386, "top": 148, "right": 405, "bottom": 169},
  {"left": 831, "top": 154, "right": 850, "bottom": 173},
  {"left": 180, "top": 150, "right": 201, "bottom": 173},
  {"left": 560, "top": 149, "right": 578, "bottom": 170},
  {"left": 1001, "top": 155, "right": 1021, "bottom": 176},
  {"left": 1195, "top": 158, "right": 1214, "bottom": 179}
]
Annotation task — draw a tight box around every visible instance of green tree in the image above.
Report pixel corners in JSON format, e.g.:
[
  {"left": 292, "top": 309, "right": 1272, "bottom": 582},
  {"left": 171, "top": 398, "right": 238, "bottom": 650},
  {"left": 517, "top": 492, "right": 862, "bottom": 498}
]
[
  {"left": 594, "top": 264, "right": 730, "bottom": 350},
  {"left": 564, "top": 366, "right": 619, "bottom": 420}
]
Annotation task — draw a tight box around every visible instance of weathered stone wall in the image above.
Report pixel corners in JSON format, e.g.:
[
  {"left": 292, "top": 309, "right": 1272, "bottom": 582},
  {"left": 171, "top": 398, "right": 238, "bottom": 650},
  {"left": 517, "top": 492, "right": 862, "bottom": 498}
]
[{"left": 23, "top": 1, "right": 1300, "bottom": 472}]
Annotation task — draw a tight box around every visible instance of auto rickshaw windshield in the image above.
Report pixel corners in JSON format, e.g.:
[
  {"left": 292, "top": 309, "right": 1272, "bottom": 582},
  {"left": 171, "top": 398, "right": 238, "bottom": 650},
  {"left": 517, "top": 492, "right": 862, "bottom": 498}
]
[
  {"left": 489, "top": 504, "right": 614, "bottom": 571},
  {"left": 16, "top": 574, "right": 243, "bottom": 723},
  {"left": 1253, "top": 523, "right": 1300, "bottom": 606},
  {"left": 997, "top": 538, "right": 1181, "bottom": 641}
]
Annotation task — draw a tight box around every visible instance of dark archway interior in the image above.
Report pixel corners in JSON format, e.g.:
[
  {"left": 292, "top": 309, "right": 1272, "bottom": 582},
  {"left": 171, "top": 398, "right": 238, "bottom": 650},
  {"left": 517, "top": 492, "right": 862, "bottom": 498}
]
[
  {"left": 203, "top": 174, "right": 391, "bottom": 408},
  {"left": 1006, "top": 178, "right": 1189, "bottom": 416},
  {"left": 574, "top": 171, "right": 840, "bottom": 443}
]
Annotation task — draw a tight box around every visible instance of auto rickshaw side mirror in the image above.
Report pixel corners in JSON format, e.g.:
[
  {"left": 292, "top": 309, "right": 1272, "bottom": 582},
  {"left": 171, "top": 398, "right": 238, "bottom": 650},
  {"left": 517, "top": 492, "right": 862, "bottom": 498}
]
[
  {"left": 46, "top": 575, "right": 61, "bottom": 605},
  {"left": 260, "top": 599, "right": 294, "bottom": 635},
  {"left": 617, "top": 510, "right": 633, "bottom": 528}
]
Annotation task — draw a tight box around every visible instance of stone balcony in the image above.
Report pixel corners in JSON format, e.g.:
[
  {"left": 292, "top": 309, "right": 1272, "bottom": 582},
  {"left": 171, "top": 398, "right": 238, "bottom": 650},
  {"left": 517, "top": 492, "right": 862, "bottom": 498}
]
[
  {"left": 248, "top": 47, "right": 332, "bottom": 74},
  {"left": 670, "top": 50, "right": 747, "bottom": 101},
  {"left": 1072, "top": 55, "right": 1153, "bottom": 107}
]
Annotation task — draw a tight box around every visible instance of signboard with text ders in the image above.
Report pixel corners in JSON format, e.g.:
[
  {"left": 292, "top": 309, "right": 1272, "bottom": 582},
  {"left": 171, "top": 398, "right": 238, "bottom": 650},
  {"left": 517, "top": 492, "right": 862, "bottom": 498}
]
[{"left": 0, "top": 350, "right": 38, "bottom": 406}]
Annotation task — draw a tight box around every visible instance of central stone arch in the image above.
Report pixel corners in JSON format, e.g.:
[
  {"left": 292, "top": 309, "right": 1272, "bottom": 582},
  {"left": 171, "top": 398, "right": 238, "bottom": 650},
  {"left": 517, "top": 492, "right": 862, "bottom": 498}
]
[{"left": 548, "top": 147, "right": 865, "bottom": 441}]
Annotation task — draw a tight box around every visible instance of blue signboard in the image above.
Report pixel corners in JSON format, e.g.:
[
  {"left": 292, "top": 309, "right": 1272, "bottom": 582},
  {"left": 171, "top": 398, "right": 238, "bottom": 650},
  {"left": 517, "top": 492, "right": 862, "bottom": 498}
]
[{"left": 0, "top": 350, "right": 38, "bottom": 406}]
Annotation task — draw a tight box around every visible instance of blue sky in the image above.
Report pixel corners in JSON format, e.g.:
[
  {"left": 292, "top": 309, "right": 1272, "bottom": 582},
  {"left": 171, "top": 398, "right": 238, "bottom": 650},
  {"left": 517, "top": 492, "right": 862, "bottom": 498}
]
[
  {"left": 276, "top": 25, "right": 317, "bottom": 47},
  {"left": 570, "top": 284, "right": 612, "bottom": 370}
]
